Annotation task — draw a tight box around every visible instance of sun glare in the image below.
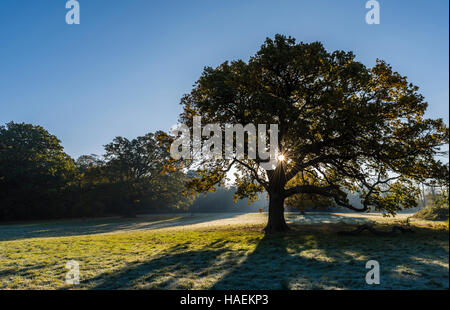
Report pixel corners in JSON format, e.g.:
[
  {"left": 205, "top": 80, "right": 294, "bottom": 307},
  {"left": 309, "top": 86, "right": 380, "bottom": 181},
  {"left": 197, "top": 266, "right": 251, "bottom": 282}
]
[{"left": 278, "top": 154, "right": 286, "bottom": 162}]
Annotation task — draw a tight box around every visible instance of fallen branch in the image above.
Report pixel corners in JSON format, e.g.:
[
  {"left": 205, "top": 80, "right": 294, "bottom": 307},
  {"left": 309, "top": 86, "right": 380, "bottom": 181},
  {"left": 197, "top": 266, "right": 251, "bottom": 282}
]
[{"left": 338, "top": 224, "right": 414, "bottom": 236}]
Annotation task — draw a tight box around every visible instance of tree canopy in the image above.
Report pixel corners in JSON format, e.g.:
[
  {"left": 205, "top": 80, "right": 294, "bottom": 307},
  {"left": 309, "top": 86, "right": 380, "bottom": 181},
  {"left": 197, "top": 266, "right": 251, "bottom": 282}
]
[
  {"left": 0, "top": 123, "right": 194, "bottom": 221},
  {"left": 178, "top": 34, "right": 449, "bottom": 232},
  {"left": 0, "top": 122, "right": 76, "bottom": 220},
  {"left": 102, "top": 132, "right": 192, "bottom": 216}
]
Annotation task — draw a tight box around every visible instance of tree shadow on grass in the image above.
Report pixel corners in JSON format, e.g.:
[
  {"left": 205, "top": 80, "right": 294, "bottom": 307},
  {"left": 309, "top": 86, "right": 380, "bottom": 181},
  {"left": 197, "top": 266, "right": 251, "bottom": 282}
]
[
  {"left": 0, "top": 264, "right": 47, "bottom": 278},
  {"left": 0, "top": 213, "right": 244, "bottom": 241},
  {"left": 212, "top": 225, "right": 449, "bottom": 290},
  {"left": 211, "top": 234, "right": 291, "bottom": 289},
  {"left": 86, "top": 240, "right": 235, "bottom": 289},
  {"left": 80, "top": 224, "right": 448, "bottom": 290}
]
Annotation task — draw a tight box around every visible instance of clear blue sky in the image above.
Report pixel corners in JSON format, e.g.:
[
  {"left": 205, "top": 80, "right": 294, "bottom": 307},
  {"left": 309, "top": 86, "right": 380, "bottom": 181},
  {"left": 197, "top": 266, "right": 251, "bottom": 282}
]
[{"left": 0, "top": 0, "right": 448, "bottom": 158}]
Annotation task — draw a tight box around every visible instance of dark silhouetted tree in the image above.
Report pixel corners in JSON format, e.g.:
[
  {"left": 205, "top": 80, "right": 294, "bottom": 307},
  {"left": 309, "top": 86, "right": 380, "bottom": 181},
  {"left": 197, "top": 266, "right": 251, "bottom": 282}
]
[
  {"left": 0, "top": 122, "right": 76, "bottom": 220},
  {"left": 178, "top": 34, "right": 449, "bottom": 233},
  {"left": 103, "top": 131, "right": 191, "bottom": 216}
]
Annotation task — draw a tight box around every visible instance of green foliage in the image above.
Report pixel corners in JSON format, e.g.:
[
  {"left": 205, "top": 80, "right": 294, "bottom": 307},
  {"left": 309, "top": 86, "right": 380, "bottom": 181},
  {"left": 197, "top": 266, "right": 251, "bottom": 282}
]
[
  {"left": 0, "top": 122, "right": 76, "bottom": 220},
  {"left": 285, "top": 171, "right": 335, "bottom": 211},
  {"left": 0, "top": 122, "right": 195, "bottom": 221},
  {"left": 179, "top": 34, "right": 449, "bottom": 216},
  {"left": 101, "top": 131, "right": 193, "bottom": 216},
  {"left": 414, "top": 205, "right": 449, "bottom": 221},
  {"left": 414, "top": 188, "right": 449, "bottom": 221},
  {"left": 73, "top": 132, "right": 195, "bottom": 217}
]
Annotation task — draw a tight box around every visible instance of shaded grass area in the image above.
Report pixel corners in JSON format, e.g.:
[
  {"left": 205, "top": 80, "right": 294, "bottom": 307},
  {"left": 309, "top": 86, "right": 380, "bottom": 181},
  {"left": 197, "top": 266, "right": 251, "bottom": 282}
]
[
  {"left": 0, "top": 216, "right": 182, "bottom": 241},
  {"left": 0, "top": 218, "right": 448, "bottom": 290},
  {"left": 0, "top": 213, "right": 250, "bottom": 241}
]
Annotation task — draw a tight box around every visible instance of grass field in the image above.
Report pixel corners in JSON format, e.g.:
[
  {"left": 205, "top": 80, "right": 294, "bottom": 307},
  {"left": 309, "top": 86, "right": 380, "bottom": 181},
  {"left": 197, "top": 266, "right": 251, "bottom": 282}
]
[{"left": 0, "top": 213, "right": 448, "bottom": 290}]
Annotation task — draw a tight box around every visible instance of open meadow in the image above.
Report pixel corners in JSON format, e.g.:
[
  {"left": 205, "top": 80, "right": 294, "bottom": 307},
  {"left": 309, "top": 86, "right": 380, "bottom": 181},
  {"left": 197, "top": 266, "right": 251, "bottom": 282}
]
[{"left": 0, "top": 212, "right": 448, "bottom": 290}]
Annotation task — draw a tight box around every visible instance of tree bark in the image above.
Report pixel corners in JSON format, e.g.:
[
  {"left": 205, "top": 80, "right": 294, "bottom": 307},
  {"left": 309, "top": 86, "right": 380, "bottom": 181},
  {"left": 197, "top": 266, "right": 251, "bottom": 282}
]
[{"left": 264, "top": 193, "right": 290, "bottom": 233}]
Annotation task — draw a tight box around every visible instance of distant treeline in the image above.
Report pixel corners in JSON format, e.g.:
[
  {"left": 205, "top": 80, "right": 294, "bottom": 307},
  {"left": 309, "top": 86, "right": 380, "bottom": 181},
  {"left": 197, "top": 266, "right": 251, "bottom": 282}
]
[
  {"left": 1, "top": 121, "right": 421, "bottom": 222},
  {"left": 0, "top": 122, "right": 272, "bottom": 222},
  {"left": 0, "top": 122, "right": 197, "bottom": 221}
]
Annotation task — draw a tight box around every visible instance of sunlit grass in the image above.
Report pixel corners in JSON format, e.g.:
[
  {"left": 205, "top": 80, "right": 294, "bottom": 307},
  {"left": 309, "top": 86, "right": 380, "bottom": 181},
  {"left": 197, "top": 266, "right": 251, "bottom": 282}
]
[{"left": 0, "top": 216, "right": 448, "bottom": 290}]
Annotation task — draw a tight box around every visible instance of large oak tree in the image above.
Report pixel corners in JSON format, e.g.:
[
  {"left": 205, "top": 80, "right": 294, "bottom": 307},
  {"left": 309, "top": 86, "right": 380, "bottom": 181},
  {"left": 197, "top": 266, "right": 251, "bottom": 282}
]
[{"left": 177, "top": 35, "right": 449, "bottom": 233}]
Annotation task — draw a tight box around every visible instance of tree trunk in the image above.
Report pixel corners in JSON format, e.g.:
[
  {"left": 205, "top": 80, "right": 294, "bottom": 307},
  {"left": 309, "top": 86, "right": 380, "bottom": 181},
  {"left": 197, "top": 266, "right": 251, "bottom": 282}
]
[{"left": 264, "top": 193, "right": 290, "bottom": 233}]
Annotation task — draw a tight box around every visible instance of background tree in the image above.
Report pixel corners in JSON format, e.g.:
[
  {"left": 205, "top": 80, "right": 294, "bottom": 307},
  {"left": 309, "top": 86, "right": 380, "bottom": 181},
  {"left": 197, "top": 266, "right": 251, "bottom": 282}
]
[
  {"left": 71, "top": 154, "right": 111, "bottom": 217},
  {"left": 0, "top": 122, "right": 196, "bottom": 221},
  {"left": 178, "top": 34, "right": 449, "bottom": 233},
  {"left": 103, "top": 131, "right": 189, "bottom": 217},
  {"left": 0, "top": 122, "right": 76, "bottom": 220}
]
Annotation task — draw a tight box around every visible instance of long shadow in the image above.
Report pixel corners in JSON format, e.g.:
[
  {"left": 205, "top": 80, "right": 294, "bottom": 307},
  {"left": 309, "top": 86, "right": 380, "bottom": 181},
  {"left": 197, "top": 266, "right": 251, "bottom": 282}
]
[
  {"left": 87, "top": 241, "right": 233, "bottom": 289},
  {"left": 0, "top": 264, "right": 47, "bottom": 278},
  {"left": 211, "top": 234, "right": 292, "bottom": 289},
  {"left": 212, "top": 226, "right": 449, "bottom": 290},
  {"left": 0, "top": 212, "right": 244, "bottom": 241},
  {"left": 0, "top": 212, "right": 377, "bottom": 241},
  {"left": 210, "top": 232, "right": 351, "bottom": 289},
  {"left": 65, "top": 223, "right": 448, "bottom": 290}
]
